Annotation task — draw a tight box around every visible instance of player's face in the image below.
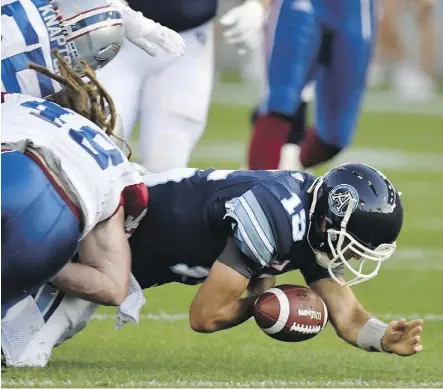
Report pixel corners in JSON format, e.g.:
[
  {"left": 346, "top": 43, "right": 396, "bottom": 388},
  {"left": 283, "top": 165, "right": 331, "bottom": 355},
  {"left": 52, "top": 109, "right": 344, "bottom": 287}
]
[
  {"left": 329, "top": 237, "right": 363, "bottom": 262},
  {"left": 320, "top": 218, "right": 362, "bottom": 262}
]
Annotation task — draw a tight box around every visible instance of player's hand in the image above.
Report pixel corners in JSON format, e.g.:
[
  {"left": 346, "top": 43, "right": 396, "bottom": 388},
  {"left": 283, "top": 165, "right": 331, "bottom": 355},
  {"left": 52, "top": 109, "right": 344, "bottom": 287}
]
[
  {"left": 109, "top": 0, "right": 185, "bottom": 58},
  {"left": 130, "top": 162, "right": 150, "bottom": 176},
  {"left": 381, "top": 318, "right": 424, "bottom": 356},
  {"left": 219, "top": 0, "right": 265, "bottom": 54},
  {"left": 247, "top": 276, "right": 276, "bottom": 297}
]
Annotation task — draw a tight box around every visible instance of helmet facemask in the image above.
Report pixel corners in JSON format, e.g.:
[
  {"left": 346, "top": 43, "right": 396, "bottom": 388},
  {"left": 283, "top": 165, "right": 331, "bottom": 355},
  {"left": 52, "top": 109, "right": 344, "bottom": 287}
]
[{"left": 307, "top": 176, "right": 397, "bottom": 287}]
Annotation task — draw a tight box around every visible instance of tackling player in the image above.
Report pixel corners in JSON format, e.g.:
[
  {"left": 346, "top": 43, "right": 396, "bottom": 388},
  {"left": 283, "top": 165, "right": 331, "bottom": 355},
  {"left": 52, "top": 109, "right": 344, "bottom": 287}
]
[
  {"left": 1, "top": 55, "right": 149, "bottom": 319},
  {"left": 1, "top": 0, "right": 185, "bottom": 97},
  {"left": 4, "top": 164, "right": 423, "bottom": 367}
]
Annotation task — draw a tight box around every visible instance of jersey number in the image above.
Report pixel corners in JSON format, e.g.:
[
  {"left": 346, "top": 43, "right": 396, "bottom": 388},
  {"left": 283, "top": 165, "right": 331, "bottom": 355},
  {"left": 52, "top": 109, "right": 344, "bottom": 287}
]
[
  {"left": 22, "top": 100, "right": 123, "bottom": 170},
  {"left": 281, "top": 193, "right": 306, "bottom": 242}
]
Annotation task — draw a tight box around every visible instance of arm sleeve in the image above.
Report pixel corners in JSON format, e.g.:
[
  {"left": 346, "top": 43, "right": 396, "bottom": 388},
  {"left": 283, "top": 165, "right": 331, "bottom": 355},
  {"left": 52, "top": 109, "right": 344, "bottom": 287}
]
[
  {"left": 224, "top": 186, "right": 292, "bottom": 273},
  {"left": 216, "top": 237, "right": 262, "bottom": 279}
]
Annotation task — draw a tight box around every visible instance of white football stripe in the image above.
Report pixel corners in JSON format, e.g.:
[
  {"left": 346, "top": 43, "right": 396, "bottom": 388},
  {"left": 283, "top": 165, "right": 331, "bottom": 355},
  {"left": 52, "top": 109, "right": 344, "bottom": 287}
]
[
  {"left": 320, "top": 298, "right": 328, "bottom": 329},
  {"left": 290, "top": 323, "right": 321, "bottom": 334},
  {"left": 261, "top": 288, "right": 290, "bottom": 335},
  {"left": 4, "top": 379, "right": 443, "bottom": 388}
]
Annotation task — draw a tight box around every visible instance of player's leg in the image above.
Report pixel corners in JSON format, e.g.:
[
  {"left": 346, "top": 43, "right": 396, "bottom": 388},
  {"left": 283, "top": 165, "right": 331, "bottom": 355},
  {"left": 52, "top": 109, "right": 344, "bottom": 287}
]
[
  {"left": 96, "top": 39, "right": 147, "bottom": 140},
  {"left": 278, "top": 82, "right": 315, "bottom": 170},
  {"left": 1, "top": 285, "right": 98, "bottom": 367},
  {"left": 1, "top": 150, "right": 81, "bottom": 318},
  {"left": 303, "top": 0, "right": 377, "bottom": 168},
  {"left": 137, "top": 22, "right": 214, "bottom": 173},
  {"left": 248, "top": 0, "right": 321, "bottom": 170},
  {"left": 417, "top": 0, "right": 437, "bottom": 80}
]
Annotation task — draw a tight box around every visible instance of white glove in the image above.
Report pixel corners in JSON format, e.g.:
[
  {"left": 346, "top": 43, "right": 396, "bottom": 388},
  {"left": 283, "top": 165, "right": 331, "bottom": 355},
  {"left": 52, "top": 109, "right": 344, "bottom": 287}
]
[
  {"left": 109, "top": 0, "right": 185, "bottom": 58},
  {"left": 219, "top": 0, "right": 265, "bottom": 53},
  {"left": 130, "top": 162, "right": 150, "bottom": 176}
]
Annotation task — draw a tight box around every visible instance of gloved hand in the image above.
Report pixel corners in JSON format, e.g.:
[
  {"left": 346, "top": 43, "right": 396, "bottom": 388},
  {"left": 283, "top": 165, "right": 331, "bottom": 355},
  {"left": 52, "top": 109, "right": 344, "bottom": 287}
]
[
  {"left": 130, "top": 162, "right": 150, "bottom": 176},
  {"left": 109, "top": 0, "right": 185, "bottom": 58},
  {"left": 219, "top": 0, "right": 265, "bottom": 54}
]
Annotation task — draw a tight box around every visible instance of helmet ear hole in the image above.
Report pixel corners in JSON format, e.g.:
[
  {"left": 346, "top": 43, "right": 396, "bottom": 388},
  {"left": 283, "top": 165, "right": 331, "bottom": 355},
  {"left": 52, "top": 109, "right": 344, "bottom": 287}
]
[{"left": 320, "top": 216, "right": 327, "bottom": 233}]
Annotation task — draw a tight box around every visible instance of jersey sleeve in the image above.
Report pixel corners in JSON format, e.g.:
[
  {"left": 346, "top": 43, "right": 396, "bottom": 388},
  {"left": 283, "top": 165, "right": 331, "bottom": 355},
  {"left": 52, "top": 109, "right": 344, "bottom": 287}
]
[
  {"left": 215, "top": 237, "right": 263, "bottom": 279},
  {"left": 300, "top": 261, "right": 345, "bottom": 284},
  {"left": 224, "top": 183, "right": 295, "bottom": 275}
]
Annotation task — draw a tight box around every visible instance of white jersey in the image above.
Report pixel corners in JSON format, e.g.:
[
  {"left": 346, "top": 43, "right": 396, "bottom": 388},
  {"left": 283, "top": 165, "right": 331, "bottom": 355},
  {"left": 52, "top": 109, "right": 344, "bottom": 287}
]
[
  {"left": 1, "top": 0, "right": 71, "bottom": 97},
  {"left": 1, "top": 93, "right": 147, "bottom": 237}
]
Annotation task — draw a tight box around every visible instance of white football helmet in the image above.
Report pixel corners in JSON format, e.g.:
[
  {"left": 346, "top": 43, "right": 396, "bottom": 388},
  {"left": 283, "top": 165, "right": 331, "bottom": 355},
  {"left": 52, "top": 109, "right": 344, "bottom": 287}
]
[{"left": 51, "top": 0, "right": 124, "bottom": 70}]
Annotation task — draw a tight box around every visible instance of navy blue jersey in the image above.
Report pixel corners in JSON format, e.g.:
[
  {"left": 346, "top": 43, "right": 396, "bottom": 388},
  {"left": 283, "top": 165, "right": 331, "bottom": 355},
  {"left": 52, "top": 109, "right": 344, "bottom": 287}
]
[
  {"left": 130, "top": 168, "right": 333, "bottom": 288},
  {"left": 127, "top": 0, "right": 217, "bottom": 32}
]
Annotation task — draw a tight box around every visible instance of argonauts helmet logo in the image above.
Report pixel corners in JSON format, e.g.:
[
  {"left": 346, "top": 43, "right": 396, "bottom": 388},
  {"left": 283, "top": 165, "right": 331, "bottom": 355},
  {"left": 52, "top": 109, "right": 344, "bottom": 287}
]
[{"left": 328, "top": 184, "right": 359, "bottom": 217}]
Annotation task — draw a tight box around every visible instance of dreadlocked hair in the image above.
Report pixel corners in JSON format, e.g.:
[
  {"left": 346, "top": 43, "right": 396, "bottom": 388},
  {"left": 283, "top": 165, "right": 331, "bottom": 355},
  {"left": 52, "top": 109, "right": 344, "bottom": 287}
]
[{"left": 29, "top": 50, "right": 131, "bottom": 159}]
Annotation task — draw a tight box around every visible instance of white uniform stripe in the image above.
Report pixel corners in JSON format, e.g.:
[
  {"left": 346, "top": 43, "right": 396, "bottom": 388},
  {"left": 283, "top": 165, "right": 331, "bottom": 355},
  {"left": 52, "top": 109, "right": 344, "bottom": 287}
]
[
  {"left": 360, "top": 0, "right": 372, "bottom": 41},
  {"left": 262, "top": 288, "right": 290, "bottom": 335},
  {"left": 20, "top": 0, "right": 53, "bottom": 68},
  {"left": 262, "top": 0, "right": 283, "bottom": 106},
  {"left": 235, "top": 218, "right": 267, "bottom": 267},
  {"left": 19, "top": 0, "right": 59, "bottom": 91},
  {"left": 239, "top": 197, "right": 274, "bottom": 255},
  {"left": 320, "top": 297, "right": 328, "bottom": 329}
]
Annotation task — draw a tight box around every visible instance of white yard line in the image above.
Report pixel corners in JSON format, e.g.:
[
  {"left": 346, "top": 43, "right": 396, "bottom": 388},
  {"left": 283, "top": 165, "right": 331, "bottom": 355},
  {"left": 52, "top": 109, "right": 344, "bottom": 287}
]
[
  {"left": 211, "top": 83, "right": 443, "bottom": 116},
  {"left": 191, "top": 143, "right": 443, "bottom": 174},
  {"left": 89, "top": 312, "right": 443, "bottom": 322},
  {"left": 384, "top": 248, "right": 443, "bottom": 270},
  {"left": 3, "top": 378, "right": 443, "bottom": 388}
]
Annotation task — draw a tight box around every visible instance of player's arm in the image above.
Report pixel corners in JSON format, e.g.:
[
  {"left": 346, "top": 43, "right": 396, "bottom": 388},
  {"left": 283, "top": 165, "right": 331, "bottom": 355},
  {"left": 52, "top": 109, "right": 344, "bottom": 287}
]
[
  {"left": 247, "top": 275, "right": 276, "bottom": 296},
  {"left": 309, "top": 277, "right": 424, "bottom": 356},
  {"left": 189, "top": 238, "right": 275, "bottom": 333},
  {"left": 189, "top": 185, "right": 287, "bottom": 333},
  {"left": 52, "top": 206, "right": 130, "bottom": 306}
]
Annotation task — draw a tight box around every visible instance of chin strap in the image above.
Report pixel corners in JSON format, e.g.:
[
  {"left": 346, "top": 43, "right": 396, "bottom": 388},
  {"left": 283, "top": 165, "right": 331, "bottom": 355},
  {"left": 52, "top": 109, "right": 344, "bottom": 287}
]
[
  {"left": 307, "top": 176, "right": 324, "bottom": 221},
  {"left": 306, "top": 176, "right": 325, "bottom": 254},
  {"left": 336, "top": 197, "right": 357, "bottom": 249}
]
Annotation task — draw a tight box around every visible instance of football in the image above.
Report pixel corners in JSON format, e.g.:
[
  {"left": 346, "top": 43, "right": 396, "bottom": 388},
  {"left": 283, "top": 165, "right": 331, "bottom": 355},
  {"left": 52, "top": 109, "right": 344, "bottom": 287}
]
[{"left": 254, "top": 284, "right": 328, "bottom": 342}]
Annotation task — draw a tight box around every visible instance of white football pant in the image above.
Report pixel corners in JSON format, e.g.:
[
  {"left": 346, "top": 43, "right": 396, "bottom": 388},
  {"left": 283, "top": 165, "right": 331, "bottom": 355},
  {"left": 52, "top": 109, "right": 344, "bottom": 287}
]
[
  {"left": 1, "top": 287, "right": 98, "bottom": 367},
  {"left": 97, "top": 22, "right": 214, "bottom": 173}
]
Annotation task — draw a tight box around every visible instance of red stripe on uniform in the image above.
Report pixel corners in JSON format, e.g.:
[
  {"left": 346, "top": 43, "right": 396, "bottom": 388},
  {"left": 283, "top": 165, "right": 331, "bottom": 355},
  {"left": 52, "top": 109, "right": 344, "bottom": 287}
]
[
  {"left": 67, "top": 23, "right": 123, "bottom": 42},
  {"left": 63, "top": 5, "right": 114, "bottom": 22},
  {"left": 24, "top": 150, "right": 83, "bottom": 227}
]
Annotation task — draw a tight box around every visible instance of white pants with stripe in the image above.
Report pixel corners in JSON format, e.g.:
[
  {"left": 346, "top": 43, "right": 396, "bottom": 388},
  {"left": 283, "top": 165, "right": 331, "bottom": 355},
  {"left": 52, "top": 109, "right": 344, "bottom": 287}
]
[
  {"left": 1, "top": 285, "right": 98, "bottom": 367},
  {"left": 1, "top": 275, "right": 144, "bottom": 367},
  {"left": 96, "top": 22, "right": 214, "bottom": 173}
]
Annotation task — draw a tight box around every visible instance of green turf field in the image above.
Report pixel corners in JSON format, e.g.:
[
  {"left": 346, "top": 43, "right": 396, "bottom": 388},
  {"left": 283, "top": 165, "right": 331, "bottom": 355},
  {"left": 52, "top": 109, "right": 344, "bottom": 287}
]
[{"left": 2, "top": 104, "right": 443, "bottom": 388}]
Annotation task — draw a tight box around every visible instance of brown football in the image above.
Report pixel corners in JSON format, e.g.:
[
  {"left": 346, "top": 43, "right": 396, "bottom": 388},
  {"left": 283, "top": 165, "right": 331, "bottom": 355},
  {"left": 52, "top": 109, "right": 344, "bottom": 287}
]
[{"left": 254, "top": 284, "right": 328, "bottom": 342}]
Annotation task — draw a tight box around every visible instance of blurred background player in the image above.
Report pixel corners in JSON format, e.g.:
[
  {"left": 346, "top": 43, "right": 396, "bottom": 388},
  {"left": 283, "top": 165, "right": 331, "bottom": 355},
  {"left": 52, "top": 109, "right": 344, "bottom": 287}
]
[
  {"left": 97, "top": 0, "right": 267, "bottom": 173},
  {"left": 249, "top": 83, "right": 316, "bottom": 171},
  {"left": 96, "top": 0, "right": 216, "bottom": 173},
  {"left": 218, "top": 0, "right": 269, "bottom": 87},
  {"left": 1, "top": 0, "right": 184, "bottom": 98},
  {"left": 247, "top": 0, "right": 378, "bottom": 171},
  {"left": 368, "top": 0, "right": 438, "bottom": 101}
]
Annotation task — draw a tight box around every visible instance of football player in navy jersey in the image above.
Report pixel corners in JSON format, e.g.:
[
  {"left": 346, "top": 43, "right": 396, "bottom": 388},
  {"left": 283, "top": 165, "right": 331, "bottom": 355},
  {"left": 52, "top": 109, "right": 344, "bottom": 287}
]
[
  {"left": 4, "top": 163, "right": 423, "bottom": 367},
  {"left": 130, "top": 163, "right": 422, "bottom": 356}
]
